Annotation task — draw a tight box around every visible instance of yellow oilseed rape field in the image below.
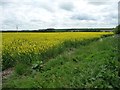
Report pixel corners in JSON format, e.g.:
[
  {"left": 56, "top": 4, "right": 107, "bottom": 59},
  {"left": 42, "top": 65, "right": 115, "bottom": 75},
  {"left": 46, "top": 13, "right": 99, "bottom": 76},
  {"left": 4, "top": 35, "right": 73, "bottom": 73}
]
[{"left": 2, "top": 32, "right": 113, "bottom": 70}]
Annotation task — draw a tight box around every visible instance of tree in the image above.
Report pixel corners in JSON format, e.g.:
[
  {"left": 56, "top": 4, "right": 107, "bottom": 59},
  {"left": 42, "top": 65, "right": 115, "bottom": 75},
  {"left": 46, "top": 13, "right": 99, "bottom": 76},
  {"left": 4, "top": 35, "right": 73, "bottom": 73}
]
[{"left": 114, "top": 25, "right": 120, "bottom": 34}]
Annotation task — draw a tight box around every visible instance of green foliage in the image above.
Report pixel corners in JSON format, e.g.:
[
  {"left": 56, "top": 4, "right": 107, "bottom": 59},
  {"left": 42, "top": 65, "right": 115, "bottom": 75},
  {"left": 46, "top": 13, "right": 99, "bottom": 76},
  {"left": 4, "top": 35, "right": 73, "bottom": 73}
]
[
  {"left": 2, "top": 52, "right": 15, "bottom": 70},
  {"left": 32, "top": 61, "right": 43, "bottom": 72},
  {"left": 15, "top": 63, "right": 31, "bottom": 75},
  {"left": 114, "top": 25, "right": 120, "bottom": 34}
]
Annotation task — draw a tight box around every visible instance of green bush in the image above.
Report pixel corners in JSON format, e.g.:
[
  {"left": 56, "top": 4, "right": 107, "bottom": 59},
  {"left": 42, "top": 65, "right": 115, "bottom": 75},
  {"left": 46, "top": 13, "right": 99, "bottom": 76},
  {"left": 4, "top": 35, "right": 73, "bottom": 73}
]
[
  {"left": 114, "top": 25, "right": 120, "bottom": 34},
  {"left": 15, "top": 63, "right": 31, "bottom": 75}
]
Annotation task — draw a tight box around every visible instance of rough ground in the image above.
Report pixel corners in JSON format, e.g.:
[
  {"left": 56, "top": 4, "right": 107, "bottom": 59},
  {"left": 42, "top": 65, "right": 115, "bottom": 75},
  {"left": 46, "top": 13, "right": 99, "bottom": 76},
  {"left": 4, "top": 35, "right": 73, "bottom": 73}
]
[{"left": 2, "top": 68, "right": 13, "bottom": 79}]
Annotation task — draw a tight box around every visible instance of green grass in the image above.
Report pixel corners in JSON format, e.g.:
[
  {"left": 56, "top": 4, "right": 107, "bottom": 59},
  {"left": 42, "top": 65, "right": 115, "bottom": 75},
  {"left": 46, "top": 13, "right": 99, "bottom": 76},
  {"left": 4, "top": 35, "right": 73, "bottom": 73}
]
[{"left": 2, "top": 35, "right": 120, "bottom": 88}]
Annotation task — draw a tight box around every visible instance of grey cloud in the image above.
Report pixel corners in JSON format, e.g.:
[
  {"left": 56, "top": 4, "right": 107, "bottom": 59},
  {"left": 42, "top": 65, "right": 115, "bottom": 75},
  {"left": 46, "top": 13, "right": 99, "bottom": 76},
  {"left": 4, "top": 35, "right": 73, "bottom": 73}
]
[
  {"left": 2, "top": 19, "right": 35, "bottom": 30},
  {"left": 71, "top": 14, "right": 96, "bottom": 21},
  {"left": 30, "top": 1, "right": 55, "bottom": 12},
  {"left": 2, "top": 19, "right": 23, "bottom": 28},
  {"left": 0, "top": 0, "right": 54, "bottom": 13},
  {"left": 59, "top": 2, "right": 74, "bottom": 11},
  {"left": 87, "top": 0, "right": 119, "bottom": 6},
  {"left": 111, "top": 14, "right": 117, "bottom": 19},
  {"left": 87, "top": 2, "right": 107, "bottom": 5},
  {"left": 40, "top": 4, "right": 54, "bottom": 12},
  {"left": 0, "top": 1, "right": 7, "bottom": 6},
  {"left": 2, "top": 12, "right": 29, "bottom": 29},
  {"left": 0, "top": 0, "right": 23, "bottom": 6},
  {"left": 103, "top": 14, "right": 117, "bottom": 22},
  {"left": 0, "top": 1, "right": 12, "bottom": 6},
  {"left": 31, "top": 20, "right": 42, "bottom": 22},
  {"left": 30, "top": 19, "right": 46, "bottom": 23}
]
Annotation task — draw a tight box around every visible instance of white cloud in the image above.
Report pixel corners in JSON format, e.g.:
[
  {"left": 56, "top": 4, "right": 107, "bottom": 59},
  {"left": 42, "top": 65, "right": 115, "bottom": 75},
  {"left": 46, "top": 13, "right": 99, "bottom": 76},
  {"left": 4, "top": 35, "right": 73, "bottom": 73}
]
[{"left": 0, "top": 0, "right": 119, "bottom": 30}]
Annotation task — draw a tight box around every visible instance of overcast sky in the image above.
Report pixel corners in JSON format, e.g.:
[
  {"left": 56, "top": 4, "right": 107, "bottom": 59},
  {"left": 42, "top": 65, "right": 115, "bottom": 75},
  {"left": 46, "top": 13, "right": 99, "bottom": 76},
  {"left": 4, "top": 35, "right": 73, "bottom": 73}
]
[{"left": 0, "top": 0, "right": 119, "bottom": 30}]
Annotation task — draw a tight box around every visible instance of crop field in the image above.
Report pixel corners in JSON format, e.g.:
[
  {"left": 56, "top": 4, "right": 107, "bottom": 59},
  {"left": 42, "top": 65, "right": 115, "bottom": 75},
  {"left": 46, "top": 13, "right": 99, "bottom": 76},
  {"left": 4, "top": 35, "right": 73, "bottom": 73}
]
[{"left": 2, "top": 32, "right": 113, "bottom": 70}]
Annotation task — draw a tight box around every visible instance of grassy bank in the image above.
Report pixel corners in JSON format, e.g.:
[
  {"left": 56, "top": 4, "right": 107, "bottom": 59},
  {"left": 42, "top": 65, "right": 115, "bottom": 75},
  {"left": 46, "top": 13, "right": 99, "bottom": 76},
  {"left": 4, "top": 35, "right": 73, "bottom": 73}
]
[{"left": 2, "top": 35, "right": 120, "bottom": 88}]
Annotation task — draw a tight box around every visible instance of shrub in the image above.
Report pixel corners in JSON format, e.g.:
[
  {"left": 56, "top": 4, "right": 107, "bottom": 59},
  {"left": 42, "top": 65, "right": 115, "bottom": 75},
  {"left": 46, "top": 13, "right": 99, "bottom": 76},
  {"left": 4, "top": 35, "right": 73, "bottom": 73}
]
[
  {"left": 114, "top": 25, "right": 120, "bottom": 34},
  {"left": 15, "top": 63, "right": 31, "bottom": 75}
]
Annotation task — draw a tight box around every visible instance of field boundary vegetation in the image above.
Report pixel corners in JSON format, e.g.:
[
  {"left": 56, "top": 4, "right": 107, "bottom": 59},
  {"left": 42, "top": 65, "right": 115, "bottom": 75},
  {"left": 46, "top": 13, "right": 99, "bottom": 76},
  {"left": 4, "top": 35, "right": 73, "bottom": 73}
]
[{"left": 2, "top": 28, "right": 113, "bottom": 32}]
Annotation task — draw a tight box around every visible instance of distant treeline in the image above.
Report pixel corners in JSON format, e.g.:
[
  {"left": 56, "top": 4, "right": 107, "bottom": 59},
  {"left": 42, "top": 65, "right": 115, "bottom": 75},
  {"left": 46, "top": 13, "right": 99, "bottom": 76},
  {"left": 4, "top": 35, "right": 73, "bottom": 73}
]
[{"left": 2, "top": 28, "right": 114, "bottom": 32}]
